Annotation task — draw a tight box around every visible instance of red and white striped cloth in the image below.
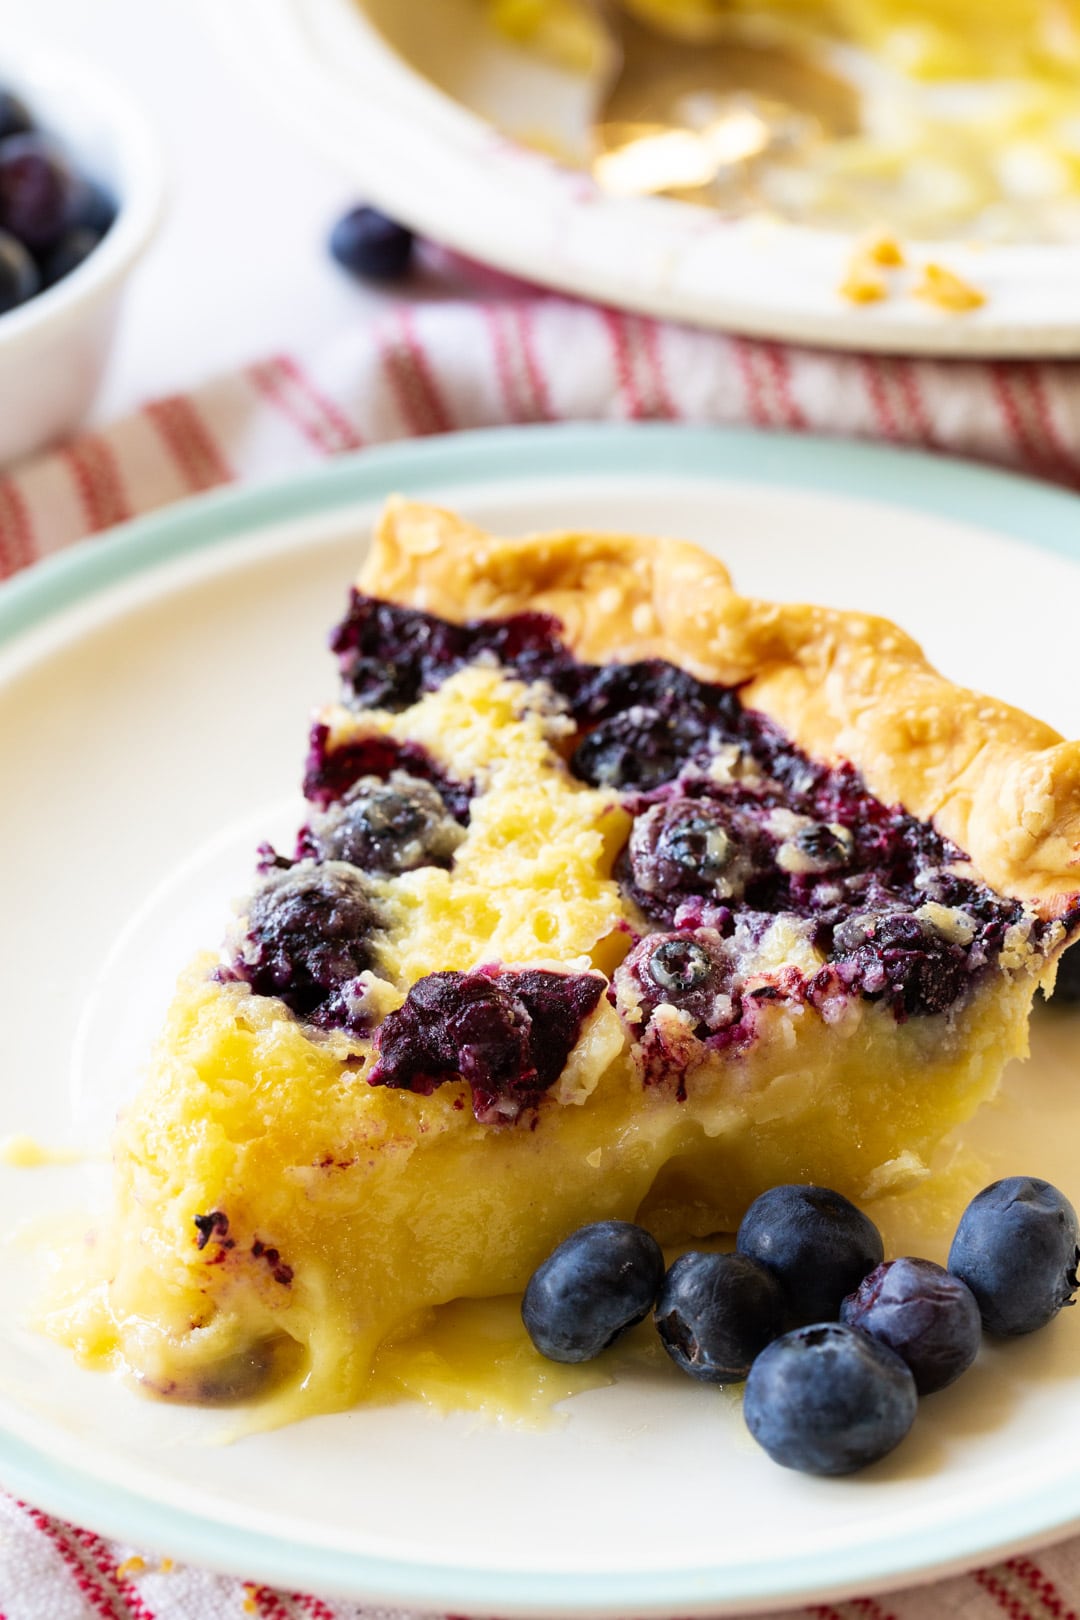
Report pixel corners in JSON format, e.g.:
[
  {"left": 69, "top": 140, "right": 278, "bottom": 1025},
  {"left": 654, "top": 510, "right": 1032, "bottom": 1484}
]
[
  {"left": 4, "top": 288, "right": 1080, "bottom": 574},
  {"left": 4, "top": 282, "right": 1080, "bottom": 1618}
]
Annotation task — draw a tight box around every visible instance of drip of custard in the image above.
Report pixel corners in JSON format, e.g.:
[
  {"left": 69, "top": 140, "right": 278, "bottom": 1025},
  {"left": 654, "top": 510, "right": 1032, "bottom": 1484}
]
[{"left": 367, "top": 1296, "right": 614, "bottom": 1419}]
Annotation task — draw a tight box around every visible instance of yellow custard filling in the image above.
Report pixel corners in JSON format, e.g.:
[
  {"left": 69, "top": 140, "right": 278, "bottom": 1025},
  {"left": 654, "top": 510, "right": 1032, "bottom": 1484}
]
[{"left": 47, "top": 655, "right": 1058, "bottom": 1429}]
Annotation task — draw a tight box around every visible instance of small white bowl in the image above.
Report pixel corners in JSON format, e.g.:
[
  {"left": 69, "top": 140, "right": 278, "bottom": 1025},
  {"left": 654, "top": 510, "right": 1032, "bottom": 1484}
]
[{"left": 0, "top": 50, "right": 164, "bottom": 466}]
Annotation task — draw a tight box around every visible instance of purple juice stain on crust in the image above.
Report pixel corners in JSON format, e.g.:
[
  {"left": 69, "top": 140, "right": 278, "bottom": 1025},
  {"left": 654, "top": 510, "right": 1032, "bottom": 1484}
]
[{"left": 369, "top": 967, "right": 606, "bottom": 1123}]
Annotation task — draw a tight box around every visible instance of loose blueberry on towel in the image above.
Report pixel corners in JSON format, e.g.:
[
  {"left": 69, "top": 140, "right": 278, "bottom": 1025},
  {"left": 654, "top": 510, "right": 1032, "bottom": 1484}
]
[
  {"left": 737, "top": 1184, "right": 884, "bottom": 1325},
  {"left": 744, "top": 1322, "right": 918, "bottom": 1475},
  {"left": 840, "top": 1257, "right": 982, "bottom": 1394},
  {"left": 655, "top": 1251, "right": 785, "bottom": 1383},
  {"left": 522, "top": 1221, "right": 665, "bottom": 1363},
  {"left": 330, "top": 205, "right": 415, "bottom": 282},
  {"left": 948, "top": 1177, "right": 1079, "bottom": 1336}
]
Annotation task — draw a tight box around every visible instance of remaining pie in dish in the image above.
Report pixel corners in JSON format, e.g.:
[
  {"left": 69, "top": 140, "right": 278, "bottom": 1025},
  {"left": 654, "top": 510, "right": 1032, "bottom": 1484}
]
[{"left": 54, "top": 500, "right": 1080, "bottom": 1426}]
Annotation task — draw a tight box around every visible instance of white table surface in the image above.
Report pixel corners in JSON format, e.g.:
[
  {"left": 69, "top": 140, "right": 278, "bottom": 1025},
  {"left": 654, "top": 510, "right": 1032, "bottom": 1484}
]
[{"left": 0, "top": 0, "right": 459, "bottom": 426}]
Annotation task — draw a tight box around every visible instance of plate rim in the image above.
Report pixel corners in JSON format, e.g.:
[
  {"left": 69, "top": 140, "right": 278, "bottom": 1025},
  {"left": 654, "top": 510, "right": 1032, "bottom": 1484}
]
[
  {"left": 4, "top": 421, "right": 1080, "bottom": 1615},
  {"left": 201, "top": 0, "right": 1080, "bottom": 358}
]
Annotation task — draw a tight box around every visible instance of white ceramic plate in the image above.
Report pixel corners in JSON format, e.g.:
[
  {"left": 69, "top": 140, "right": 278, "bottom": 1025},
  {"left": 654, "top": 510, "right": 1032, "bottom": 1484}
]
[
  {"left": 3, "top": 425, "right": 1080, "bottom": 1616},
  {"left": 205, "top": 0, "right": 1080, "bottom": 357}
]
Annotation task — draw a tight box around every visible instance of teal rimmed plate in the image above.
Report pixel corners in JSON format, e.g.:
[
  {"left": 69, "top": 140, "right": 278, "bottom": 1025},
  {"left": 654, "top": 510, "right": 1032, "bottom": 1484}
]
[{"left": 2, "top": 424, "right": 1080, "bottom": 1616}]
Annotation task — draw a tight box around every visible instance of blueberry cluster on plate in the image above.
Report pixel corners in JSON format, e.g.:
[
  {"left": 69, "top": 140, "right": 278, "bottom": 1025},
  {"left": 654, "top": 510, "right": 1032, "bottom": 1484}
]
[
  {"left": 522, "top": 1177, "right": 1079, "bottom": 1475},
  {"left": 0, "top": 83, "right": 117, "bottom": 316}
]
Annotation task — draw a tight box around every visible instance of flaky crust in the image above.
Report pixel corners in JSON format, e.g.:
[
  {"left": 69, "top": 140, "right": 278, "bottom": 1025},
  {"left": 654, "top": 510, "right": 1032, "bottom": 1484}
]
[{"left": 358, "top": 498, "right": 1080, "bottom": 912}]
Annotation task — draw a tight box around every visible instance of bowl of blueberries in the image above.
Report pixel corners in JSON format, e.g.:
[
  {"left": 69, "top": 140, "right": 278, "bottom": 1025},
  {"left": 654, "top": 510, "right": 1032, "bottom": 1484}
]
[{"left": 0, "top": 51, "right": 163, "bottom": 466}]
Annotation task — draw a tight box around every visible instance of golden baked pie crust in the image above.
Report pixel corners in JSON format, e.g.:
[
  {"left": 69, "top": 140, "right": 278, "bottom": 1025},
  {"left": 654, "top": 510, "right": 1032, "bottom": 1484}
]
[{"left": 363, "top": 497, "right": 1080, "bottom": 913}]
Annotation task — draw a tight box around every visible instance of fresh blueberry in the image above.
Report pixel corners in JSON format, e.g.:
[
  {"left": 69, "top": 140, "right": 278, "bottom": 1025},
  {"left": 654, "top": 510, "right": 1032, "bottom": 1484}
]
[
  {"left": 744, "top": 1322, "right": 918, "bottom": 1475},
  {"left": 0, "top": 133, "right": 73, "bottom": 250},
  {"left": 522, "top": 1220, "right": 665, "bottom": 1363},
  {"left": 655, "top": 1251, "right": 785, "bottom": 1382},
  {"left": 840, "top": 1257, "right": 981, "bottom": 1393},
  {"left": 0, "top": 88, "right": 32, "bottom": 142},
  {"left": 0, "top": 228, "right": 39, "bottom": 313},
  {"left": 40, "top": 225, "right": 102, "bottom": 288},
  {"left": 302, "top": 772, "right": 463, "bottom": 874},
  {"left": 66, "top": 175, "right": 117, "bottom": 236},
  {"left": 948, "top": 1177, "right": 1079, "bottom": 1336},
  {"left": 329, "top": 205, "right": 414, "bottom": 282},
  {"left": 737, "top": 1184, "right": 884, "bottom": 1325}
]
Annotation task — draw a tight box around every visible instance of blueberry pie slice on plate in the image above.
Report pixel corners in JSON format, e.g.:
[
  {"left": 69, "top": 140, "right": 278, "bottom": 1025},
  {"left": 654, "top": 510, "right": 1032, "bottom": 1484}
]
[{"left": 53, "top": 499, "right": 1080, "bottom": 1427}]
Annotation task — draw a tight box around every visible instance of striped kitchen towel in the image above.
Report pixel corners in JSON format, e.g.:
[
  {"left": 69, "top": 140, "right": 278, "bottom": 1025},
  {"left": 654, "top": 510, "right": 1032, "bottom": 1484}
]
[
  {"left": 3, "top": 289, "right": 1080, "bottom": 573},
  {"left": 2, "top": 282, "right": 1080, "bottom": 1620}
]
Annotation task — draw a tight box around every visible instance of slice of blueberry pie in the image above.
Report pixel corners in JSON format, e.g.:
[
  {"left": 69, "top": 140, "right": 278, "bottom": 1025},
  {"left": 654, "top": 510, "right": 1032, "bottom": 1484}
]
[{"left": 55, "top": 499, "right": 1080, "bottom": 1424}]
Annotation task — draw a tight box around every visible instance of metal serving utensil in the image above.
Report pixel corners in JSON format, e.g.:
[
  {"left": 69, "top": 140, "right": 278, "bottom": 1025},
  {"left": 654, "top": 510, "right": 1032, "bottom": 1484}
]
[{"left": 588, "top": 1, "right": 860, "bottom": 209}]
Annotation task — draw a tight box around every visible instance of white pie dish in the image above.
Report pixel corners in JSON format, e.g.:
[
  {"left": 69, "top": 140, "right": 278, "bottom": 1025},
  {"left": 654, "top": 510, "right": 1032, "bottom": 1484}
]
[{"left": 204, "top": 0, "right": 1080, "bottom": 357}]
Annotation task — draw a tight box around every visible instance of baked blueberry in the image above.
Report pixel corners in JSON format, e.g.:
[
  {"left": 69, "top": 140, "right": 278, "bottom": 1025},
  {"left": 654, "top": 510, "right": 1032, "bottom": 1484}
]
[
  {"left": 0, "top": 133, "right": 73, "bottom": 250},
  {"left": 776, "top": 821, "right": 854, "bottom": 875},
  {"left": 948, "top": 1177, "right": 1079, "bottom": 1336},
  {"left": 830, "top": 909, "right": 967, "bottom": 1018},
  {"left": 570, "top": 707, "right": 684, "bottom": 791},
  {"left": 737, "top": 1184, "right": 884, "bottom": 1324},
  {"left": 231, "top": 861, "right": 378, "bottom": 1027},
  {"left": 371, "top": 967, "right": 606, "bottom": 1123},
  {"left": 303, "top": 772, "right": 464, "bottom": 874},
  {"left": 840, "top": 1257, "right": 982, "bottom": 1393},
  {"left": 522, "top": 1220, "right": 665, "bottom": 1363},
  {"left": 655, "top": 1251, "right": 784, "bottom": 1382},
  {"left": 744, "top": 1322, "right": 918, "bottom": 1475},
  {"left": 618, "top": 930, "right": 739, "bottom": 1035},
  {"left": 0, "top": 228, "right": 38, "bottom": 312},
  {"left": 648, "top": 936, "right": 714, "bottom": 994},
  {"left": 628, "top": 798, "right": 765, "bottom": 918},
  {"left": 329, "top": 205, "right": 415, "bottom": 282}
]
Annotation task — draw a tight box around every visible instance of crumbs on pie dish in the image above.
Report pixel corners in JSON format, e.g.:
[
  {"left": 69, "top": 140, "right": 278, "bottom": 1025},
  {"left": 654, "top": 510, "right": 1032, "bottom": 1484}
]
[{"left": 49, "top": 500, "right": 1080, "bottom": 1426}]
